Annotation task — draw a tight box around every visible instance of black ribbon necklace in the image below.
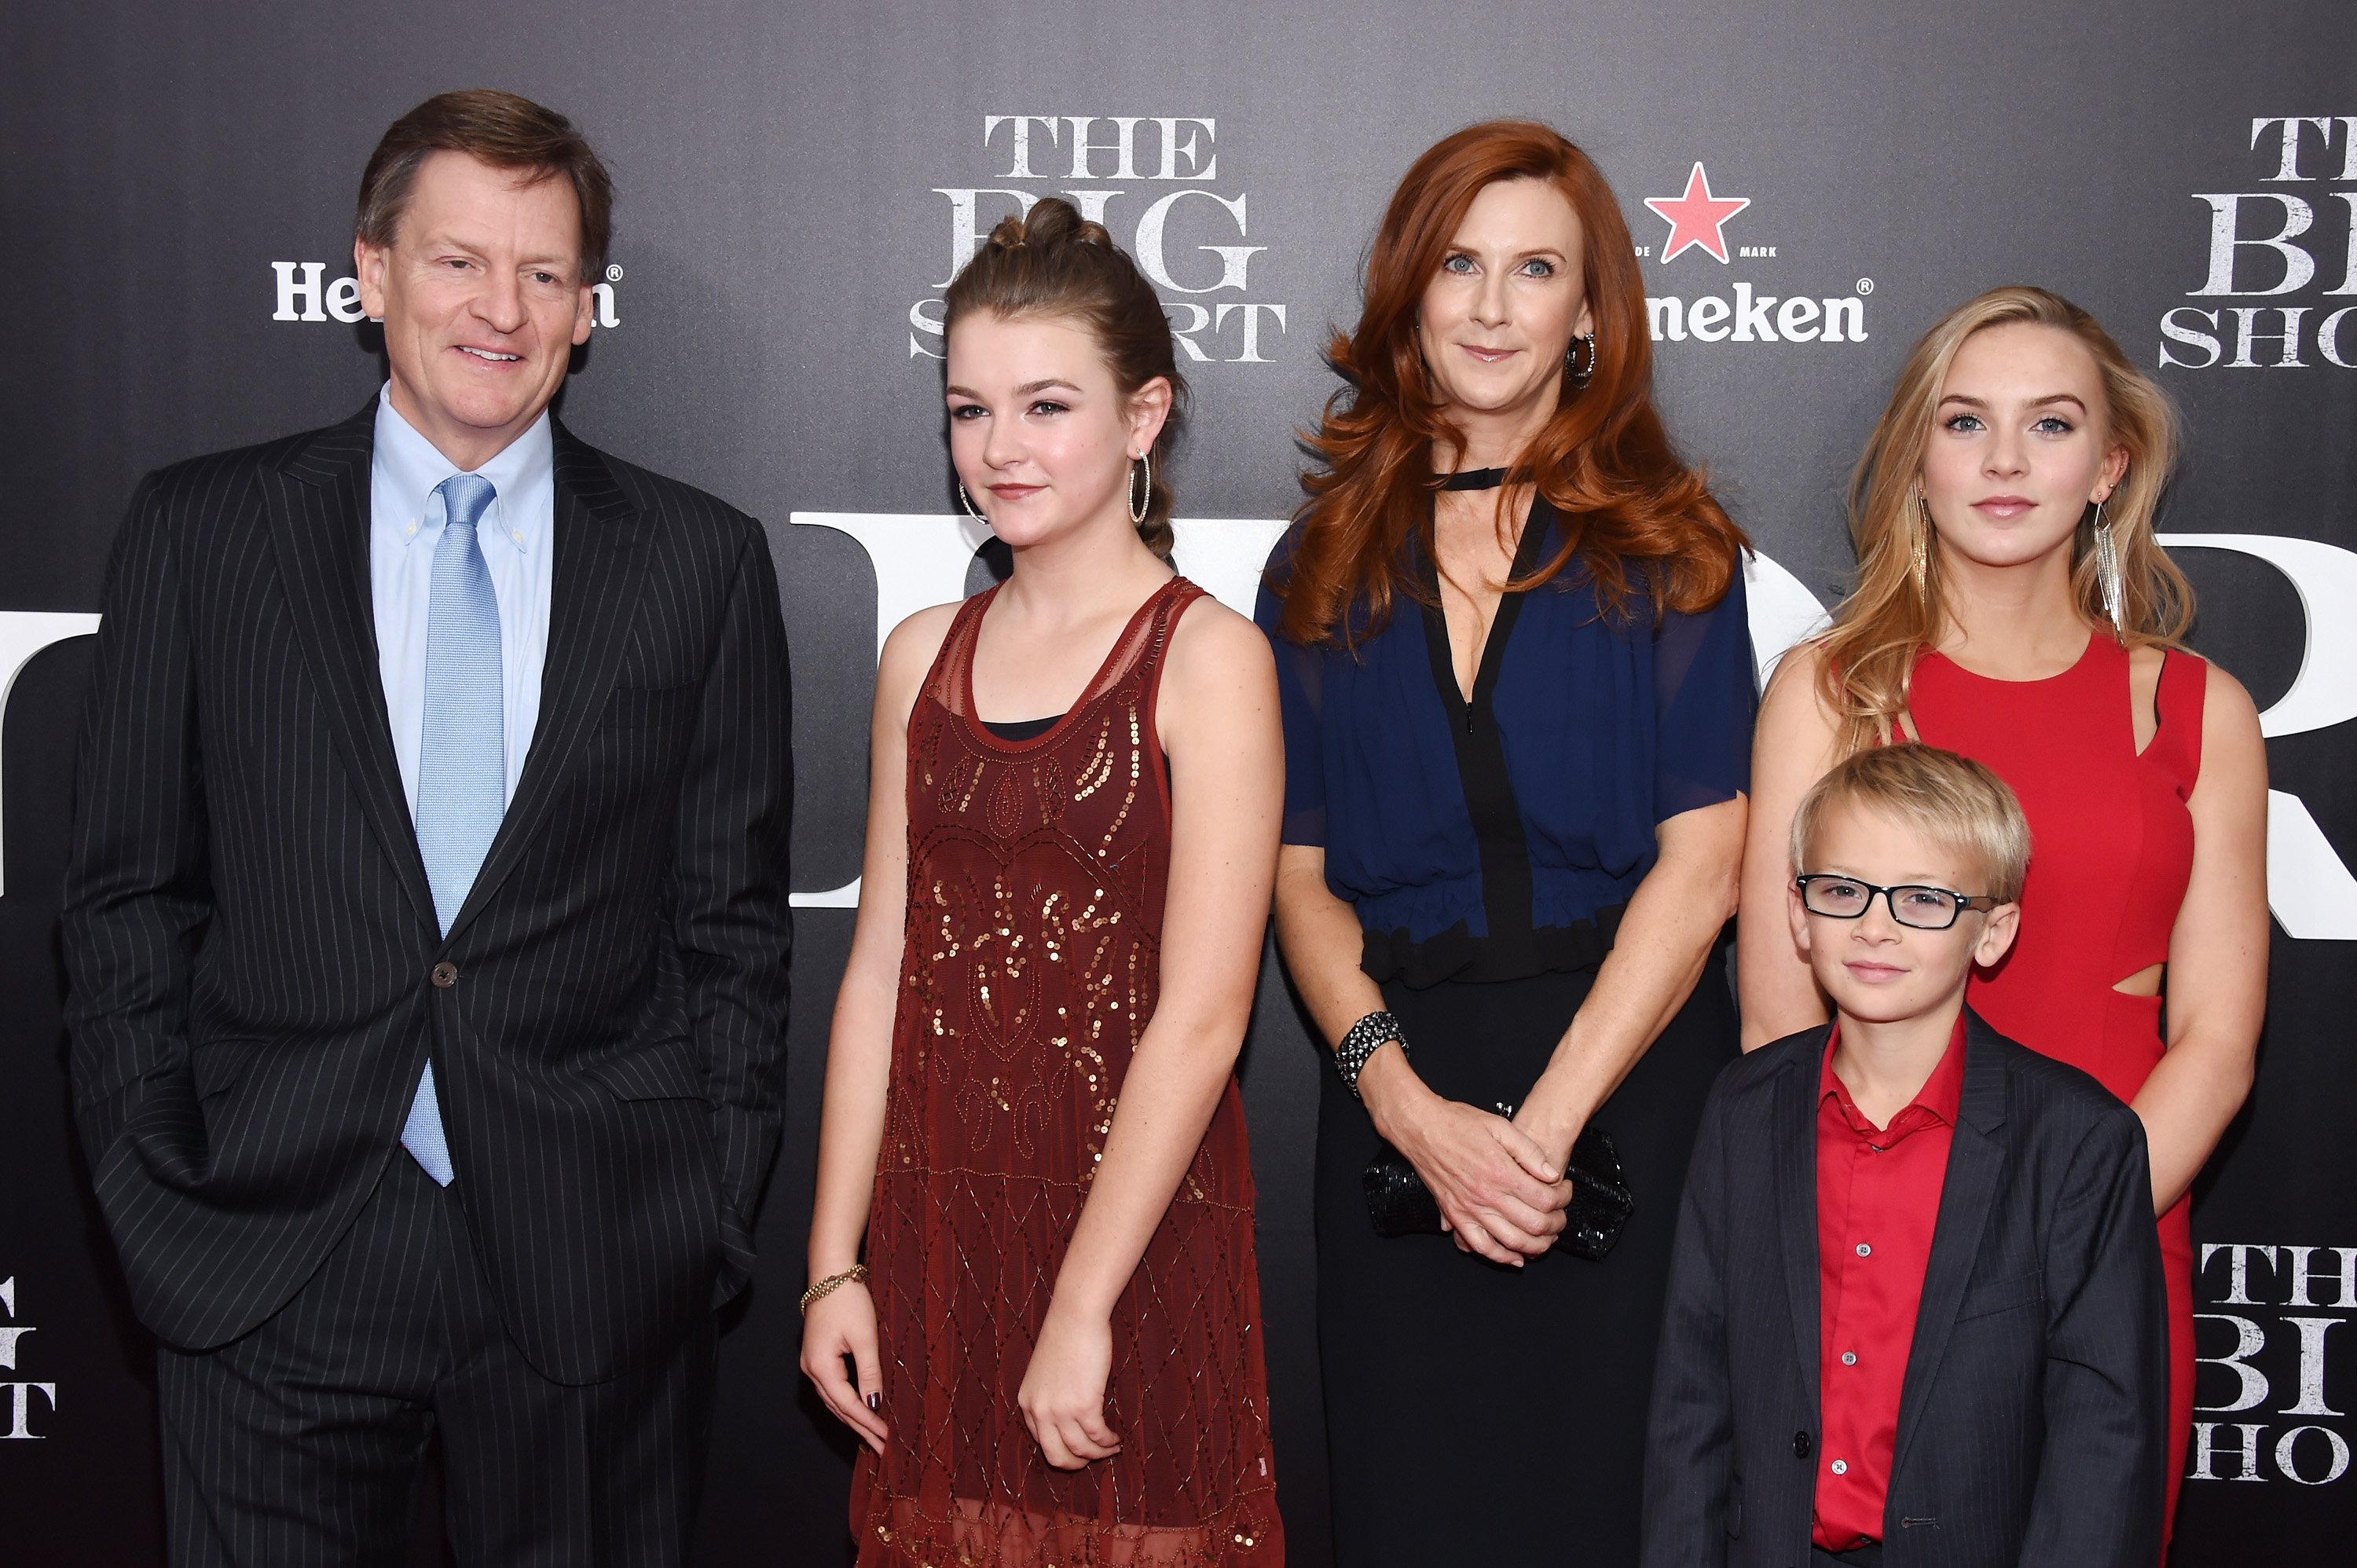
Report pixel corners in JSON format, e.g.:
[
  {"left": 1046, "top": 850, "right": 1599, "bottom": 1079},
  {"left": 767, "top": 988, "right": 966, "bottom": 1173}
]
[{"left": 1438, "top": 467, "right": 1510, "bottom": 492}]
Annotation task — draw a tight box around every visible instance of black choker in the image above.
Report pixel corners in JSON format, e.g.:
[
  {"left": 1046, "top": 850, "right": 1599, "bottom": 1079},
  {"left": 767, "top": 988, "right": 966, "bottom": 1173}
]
[{"left": 1438, "top": 467, "right": 1509, "bottom": 491}]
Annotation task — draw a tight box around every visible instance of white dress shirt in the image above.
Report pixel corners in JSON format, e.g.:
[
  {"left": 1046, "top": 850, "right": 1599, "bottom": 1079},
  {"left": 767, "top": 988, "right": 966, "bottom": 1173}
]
[{"left": 368, "top": 387, "right": 555, "bottom": 816}]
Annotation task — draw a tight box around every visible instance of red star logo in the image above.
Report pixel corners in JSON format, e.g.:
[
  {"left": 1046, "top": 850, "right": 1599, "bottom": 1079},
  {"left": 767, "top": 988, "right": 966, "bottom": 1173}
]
[{"left": 1644, "top": 163, "right": 1750, "bottom": 265}]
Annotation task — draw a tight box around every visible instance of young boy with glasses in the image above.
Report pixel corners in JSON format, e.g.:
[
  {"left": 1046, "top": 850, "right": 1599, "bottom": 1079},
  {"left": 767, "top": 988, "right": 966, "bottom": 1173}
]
[{"left": 1641, "top": 745, "right": 2168, "bottom": 1568}]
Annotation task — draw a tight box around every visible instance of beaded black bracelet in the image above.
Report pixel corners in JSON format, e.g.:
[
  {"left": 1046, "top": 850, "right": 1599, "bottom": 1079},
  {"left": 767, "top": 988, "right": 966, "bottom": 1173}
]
[{"left": 1333, "top": 1010, "right": 1408, "bottom": 1100}]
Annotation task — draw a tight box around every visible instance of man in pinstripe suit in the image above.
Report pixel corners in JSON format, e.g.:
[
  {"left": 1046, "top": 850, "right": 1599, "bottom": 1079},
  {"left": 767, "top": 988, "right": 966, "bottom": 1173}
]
[{"left": 62, "top": 90, "right": 791, "bottom": 1565}]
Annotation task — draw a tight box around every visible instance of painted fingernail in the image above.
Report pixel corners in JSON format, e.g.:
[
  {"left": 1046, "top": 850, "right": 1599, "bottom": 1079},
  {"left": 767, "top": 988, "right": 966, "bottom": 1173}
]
[{"left": 867, "top": 1391, "right": 881, "bottom": 1412}]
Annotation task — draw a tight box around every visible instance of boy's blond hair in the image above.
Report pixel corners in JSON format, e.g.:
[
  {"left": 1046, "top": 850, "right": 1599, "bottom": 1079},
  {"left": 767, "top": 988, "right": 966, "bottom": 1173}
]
[{"left": 1791, "top": 744, "right": 2031, "bottom": 903}]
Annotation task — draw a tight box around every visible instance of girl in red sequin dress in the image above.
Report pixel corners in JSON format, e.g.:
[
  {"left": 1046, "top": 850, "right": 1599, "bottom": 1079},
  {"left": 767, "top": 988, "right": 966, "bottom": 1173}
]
[
  {"left": 801, "top": 199, "right": 1286, "bottom": 1566},
  {"left": 1740, "top": 288, "right": 2269, "bottom": 1545}
]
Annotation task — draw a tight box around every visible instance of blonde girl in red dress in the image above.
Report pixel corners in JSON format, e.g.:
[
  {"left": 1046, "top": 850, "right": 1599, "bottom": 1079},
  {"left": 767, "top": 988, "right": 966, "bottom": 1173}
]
[
  {"left": 1738, "top": 286, "right": 2269, "bottom": 1544},
  {"left": 798, "top": 198, "right": 1286, "bottom": 1566}
]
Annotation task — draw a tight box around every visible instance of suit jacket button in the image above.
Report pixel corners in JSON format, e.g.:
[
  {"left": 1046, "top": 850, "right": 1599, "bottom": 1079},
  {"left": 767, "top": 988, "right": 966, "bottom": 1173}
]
[
  {"left": 1793, "top": 1431, "right": 1813, "bottom": 1460},
  {"left": 431, "top": 962, "right": 459, "bottom": 987}
]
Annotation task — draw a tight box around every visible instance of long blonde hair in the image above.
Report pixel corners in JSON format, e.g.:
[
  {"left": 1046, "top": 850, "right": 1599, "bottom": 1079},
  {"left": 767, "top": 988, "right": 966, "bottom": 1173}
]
[{"left": 1815, "top": 285, "right": 2194, "bottom": 756}]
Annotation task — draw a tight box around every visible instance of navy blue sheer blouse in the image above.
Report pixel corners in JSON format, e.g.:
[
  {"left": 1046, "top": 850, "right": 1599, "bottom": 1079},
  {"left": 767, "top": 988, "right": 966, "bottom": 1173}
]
[{"left": 1254, "top": 497, "right": 1758, "bottom": 987}]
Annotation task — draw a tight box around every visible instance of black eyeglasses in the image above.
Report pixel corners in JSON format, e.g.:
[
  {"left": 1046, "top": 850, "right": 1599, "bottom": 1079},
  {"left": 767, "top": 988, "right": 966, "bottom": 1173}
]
[{"left": 1794, "top": 874, "right": 2000, "bottom": 931}]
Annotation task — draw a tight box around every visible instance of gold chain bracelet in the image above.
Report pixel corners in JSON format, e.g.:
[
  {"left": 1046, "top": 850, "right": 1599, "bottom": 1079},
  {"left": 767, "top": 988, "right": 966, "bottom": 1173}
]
[{"left": 799, "top": 1264, "right": 870, "bottom": 1316}]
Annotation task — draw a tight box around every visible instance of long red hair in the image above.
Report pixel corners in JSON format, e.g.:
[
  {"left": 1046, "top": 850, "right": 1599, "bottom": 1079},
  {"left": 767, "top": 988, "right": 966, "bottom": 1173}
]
[{"left": 1272, "top": 120, "right": 1743, "bottom": 647}]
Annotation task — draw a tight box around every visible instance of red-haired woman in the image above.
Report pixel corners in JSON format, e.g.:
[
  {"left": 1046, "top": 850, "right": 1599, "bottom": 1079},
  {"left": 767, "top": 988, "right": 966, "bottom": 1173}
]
[{"left": 1256, "top": 123, "right": 1755, "bottom": 1563}]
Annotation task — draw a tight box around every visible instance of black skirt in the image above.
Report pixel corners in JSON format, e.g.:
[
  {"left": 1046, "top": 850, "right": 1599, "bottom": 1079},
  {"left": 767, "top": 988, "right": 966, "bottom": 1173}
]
[{"left": 1315, "top": 951, "right": 1738, "bottom": 1566}]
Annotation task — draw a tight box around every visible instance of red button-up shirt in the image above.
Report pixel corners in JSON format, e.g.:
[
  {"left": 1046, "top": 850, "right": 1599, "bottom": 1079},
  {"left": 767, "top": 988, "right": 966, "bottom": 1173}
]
[{"left": 1812, "top": 1016, "right": 1967, "bottom": 1552}]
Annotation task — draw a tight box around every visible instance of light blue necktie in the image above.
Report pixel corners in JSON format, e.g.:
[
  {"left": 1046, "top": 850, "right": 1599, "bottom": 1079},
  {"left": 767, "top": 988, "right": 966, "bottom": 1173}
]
[{"left": 402, "top": 472, "right": 503, "bottom": 1186}]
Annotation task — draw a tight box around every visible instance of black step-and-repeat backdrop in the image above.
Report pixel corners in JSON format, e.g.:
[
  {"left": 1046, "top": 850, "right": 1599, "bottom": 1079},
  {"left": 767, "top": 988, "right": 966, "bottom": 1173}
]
[{"left": 5, "top": 2, "right": 2354, "bottom": 1562}]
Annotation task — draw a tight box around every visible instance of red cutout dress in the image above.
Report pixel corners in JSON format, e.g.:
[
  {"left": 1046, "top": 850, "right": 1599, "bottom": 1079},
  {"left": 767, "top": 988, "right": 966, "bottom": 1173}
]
[
  {"left": 851, "top": 577, "right": 1284, "bottom": 1566},
  {"left": 1909, "top": 633, "right": 2203, "bottom": 1530}
]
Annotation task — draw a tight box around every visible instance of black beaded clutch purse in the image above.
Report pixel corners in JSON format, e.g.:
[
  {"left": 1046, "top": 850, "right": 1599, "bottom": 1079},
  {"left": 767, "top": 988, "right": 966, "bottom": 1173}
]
[{"left": 1362, "top": 1123, "right": 1633, "bottom": 1261}]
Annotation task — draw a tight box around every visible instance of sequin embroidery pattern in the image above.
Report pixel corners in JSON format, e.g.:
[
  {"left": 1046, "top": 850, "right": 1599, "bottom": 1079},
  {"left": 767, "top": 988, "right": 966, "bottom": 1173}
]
[{"left": 852, "top": 577, "right": 1283, "bottom": 1566}]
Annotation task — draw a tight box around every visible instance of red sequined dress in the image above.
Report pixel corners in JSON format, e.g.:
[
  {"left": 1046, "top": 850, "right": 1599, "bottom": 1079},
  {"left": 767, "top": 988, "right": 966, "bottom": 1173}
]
[
  {"left": 851, "top": 577, "right": 1284, "bottom": 1566},
  {"left": 1909, "top": 633, "right": 2204, "bottom": 1533}
]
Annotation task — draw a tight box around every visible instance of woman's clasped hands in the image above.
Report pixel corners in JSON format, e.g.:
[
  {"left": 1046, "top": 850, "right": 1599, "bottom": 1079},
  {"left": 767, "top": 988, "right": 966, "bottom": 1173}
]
[{"left": 1358, "top": 1046, "right": 1574, "bottom": 1266}]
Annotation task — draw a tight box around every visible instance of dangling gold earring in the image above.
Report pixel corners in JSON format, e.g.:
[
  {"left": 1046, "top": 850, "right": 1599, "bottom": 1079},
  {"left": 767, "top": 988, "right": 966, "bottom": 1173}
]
[
  {"left": 958, "top": 482, "right": 987, "bottom": 525},
  {"left": 2092, "top": 496, "right": 2125, "bottom": 643},
  {"left": 1128, "top": 449, "right": 1151, "bottom": 526},
  {"left": 1910, "top": 489, "right": 1932, "bottom": 603}
]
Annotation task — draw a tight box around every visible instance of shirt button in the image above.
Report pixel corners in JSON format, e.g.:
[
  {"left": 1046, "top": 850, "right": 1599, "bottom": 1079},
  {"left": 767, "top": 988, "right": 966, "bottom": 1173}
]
[
  {"left": 1857, "top": 1243, "right": 1872, "bottom": 1257},
  {"left": 511, "top": 529, "right": 524, "bottom": 544},
  {"left": 1831, "top": 1459, "right": 1849, "bottom": 1476},
  {"left": 1842, "top": 1350, "right": 1859, "bottom": 1366},
  {"left": 431, "top": 962, "right": 459, "bottom": 988},
  {"left": 405, "top": 522, "right": 420, "bottom": 536}
]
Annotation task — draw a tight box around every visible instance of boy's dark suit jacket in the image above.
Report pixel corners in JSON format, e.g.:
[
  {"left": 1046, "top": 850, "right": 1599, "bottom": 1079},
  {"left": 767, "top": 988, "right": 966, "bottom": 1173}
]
[
  {"left": 62, "top": 401, "right": 793, "bottom": 1387},
  {"left": 1641, "top": 1009, "right": 2168, "bottom": 1568}
]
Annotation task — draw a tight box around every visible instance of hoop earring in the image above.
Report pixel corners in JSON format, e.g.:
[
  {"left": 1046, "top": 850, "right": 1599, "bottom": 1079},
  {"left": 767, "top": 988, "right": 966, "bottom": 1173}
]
[
  {"left": 1911, "top": 491, "right": 1932, "bottom": 603},
  {"left": 958, "top": 482, "right": 987, "bottom": 525},
  {"left": 2092, "top": 497, "right": 2126, "bottom": 643},
  {"left": 1564, "top": 331, "right": 1596, "bottom": 386},
  {"left": 1128, "top": 449, "right": 1151, "bottom": 526}
]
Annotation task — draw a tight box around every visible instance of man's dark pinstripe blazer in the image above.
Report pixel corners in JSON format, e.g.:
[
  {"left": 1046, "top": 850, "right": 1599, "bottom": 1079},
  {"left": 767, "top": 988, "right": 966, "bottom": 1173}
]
[
  {"left": 63, "top": 401, "right": 792, "bottom": 1387},
  {"left": 1641, "top": 1010, "right": 2168, "bottom": 1568}
]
